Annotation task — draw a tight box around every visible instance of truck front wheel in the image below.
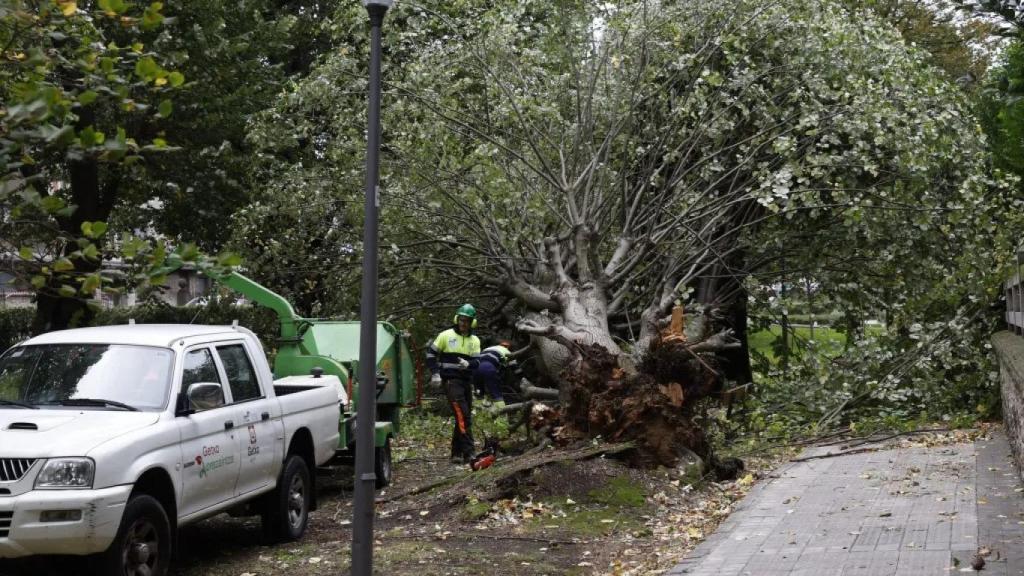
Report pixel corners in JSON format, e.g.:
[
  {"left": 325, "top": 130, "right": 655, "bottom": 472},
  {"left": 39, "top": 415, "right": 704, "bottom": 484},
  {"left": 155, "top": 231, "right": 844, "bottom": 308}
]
[
  {"left": 262, "top": 455, "right": 311, "bottom": 542},
  {"left": 98, "top": 494, "right": 171, "bottom": 576}
]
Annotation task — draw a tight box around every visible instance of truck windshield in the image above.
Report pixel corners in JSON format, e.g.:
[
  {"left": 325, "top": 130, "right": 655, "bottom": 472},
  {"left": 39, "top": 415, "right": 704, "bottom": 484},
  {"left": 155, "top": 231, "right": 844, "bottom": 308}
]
[{"left": 0, "top": 344, "right": 173, "bottom": 411}]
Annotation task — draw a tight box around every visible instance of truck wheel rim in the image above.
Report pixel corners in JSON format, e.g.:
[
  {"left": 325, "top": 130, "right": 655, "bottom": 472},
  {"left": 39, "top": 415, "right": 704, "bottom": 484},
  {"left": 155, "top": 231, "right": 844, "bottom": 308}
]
[
  {"left": 123, "top": 518, "right": 159, "bottom": 576},
  {"left": 287, "top": 473, "right": 306, "bottom": 529}
]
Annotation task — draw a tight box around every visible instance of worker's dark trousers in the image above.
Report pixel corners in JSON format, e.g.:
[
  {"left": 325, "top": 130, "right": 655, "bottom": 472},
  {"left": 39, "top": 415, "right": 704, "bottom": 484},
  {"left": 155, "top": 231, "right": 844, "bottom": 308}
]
[
  {"left": 476, "top": 360, "right": 504, "bottom": 401},
  {"left": 445, "top": 378, "right": 474, "bottom": 459}
]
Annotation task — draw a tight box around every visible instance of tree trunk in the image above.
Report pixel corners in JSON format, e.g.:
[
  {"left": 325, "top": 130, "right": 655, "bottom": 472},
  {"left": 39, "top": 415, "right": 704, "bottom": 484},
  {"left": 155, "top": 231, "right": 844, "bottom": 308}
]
[
  {"left": 33, "top": 112, "right": 114, "bottom": 333},
  {"left": 524, "top": 283, "right": 622, "bottom": 401},
  {"left": 693, "top": 263, "right": 753, "bottom": 386},
  {"left": 719, "top": 285, "right": 753, "bottom": 386}
]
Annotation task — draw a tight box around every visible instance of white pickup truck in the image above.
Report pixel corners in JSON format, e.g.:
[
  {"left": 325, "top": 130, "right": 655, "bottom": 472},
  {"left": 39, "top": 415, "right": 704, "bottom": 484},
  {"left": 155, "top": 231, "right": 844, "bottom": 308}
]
[{"left": 0, "top": 324, "right": 343, "bottom": 576}]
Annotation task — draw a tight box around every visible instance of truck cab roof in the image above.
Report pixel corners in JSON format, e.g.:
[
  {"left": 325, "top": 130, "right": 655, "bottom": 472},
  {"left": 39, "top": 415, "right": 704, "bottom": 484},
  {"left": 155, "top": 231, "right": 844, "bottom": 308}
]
[{"left": 21, "top": 324, "right": 244, "bottom": 348}]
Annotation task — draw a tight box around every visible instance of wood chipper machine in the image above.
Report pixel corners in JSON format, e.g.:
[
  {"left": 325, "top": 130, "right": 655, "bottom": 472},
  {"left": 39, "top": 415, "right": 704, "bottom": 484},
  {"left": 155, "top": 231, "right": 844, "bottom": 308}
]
[{"left": 205, "top": 270, "right": 418, "bottom": 487}]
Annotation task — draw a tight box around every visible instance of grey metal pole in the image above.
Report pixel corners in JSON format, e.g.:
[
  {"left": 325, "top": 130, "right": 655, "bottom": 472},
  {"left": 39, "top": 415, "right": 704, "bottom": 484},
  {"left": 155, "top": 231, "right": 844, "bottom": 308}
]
[{"left": 352, "top": 1, "right": 391, "bottom": 574}]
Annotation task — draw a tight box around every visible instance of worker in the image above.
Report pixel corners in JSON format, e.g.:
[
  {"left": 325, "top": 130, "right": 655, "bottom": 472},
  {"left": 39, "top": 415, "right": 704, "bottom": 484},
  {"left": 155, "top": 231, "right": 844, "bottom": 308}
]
[
  {"left": 475, "top": 340, "right": 515, "bottom": 411},
  {"left": 426, "top": 304, "right": 481, "bottom": 464}
]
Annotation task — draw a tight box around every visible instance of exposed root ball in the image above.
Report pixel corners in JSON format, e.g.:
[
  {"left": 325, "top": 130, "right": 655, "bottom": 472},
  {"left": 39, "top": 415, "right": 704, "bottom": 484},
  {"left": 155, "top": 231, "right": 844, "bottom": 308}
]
[{"left": 557, "top": 340, "right": 727, "bottom": 468}]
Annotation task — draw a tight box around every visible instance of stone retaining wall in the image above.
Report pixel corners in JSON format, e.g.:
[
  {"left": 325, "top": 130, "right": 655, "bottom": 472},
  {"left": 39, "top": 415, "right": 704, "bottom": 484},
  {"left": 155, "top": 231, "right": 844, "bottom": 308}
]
[{"left": 992, "top": 331, "right": 1024, "bottom": 480}]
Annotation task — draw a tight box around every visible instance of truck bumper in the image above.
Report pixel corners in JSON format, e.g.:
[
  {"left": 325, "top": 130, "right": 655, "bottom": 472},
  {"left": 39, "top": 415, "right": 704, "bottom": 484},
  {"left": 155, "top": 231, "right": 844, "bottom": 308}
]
[{"left": 0, "top": 484, "right": 132, "bottom": 558}]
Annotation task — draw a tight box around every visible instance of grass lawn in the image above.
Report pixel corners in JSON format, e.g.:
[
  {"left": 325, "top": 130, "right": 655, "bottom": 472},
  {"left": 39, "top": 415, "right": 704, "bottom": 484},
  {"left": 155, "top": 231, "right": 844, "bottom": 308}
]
[{"left": 748, "top": 324, "right": 885, "bottom": 363}]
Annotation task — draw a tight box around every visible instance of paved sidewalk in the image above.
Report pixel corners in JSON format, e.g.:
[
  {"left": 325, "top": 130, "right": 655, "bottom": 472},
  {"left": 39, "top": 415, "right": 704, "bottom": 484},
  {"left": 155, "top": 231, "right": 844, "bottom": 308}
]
[{"left": 670, "top": 430, "right": 1024, "bottom": 575}]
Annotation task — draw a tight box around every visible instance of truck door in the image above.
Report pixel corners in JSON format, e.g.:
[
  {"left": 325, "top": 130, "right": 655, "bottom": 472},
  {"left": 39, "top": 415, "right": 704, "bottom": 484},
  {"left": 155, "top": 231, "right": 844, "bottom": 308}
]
[
  {"left": 216, "top": 342, "right": 279, "bottom": 496},
  {"left": 177, "top": 346, "right": 242, "bottom": 517}
]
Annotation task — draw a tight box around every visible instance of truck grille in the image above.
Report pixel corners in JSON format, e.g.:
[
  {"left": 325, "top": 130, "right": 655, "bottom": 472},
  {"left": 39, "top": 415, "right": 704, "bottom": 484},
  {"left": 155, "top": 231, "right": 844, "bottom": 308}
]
[
  {"left": 0, "top": 511, "right": 11, "bottom": 537},
  {"left": 0, "top": 459, "right": 35, "bottom": 482}
]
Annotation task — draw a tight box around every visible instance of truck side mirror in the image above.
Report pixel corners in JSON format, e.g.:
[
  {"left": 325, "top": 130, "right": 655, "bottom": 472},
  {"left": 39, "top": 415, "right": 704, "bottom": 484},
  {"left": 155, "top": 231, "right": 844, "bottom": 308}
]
[{"left": 186, "top": 382, "right": 224, "bottom": 412}]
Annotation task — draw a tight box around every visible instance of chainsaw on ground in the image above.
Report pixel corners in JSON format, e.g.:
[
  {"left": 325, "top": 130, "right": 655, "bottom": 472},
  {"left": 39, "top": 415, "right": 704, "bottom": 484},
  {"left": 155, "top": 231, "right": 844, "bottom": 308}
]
[{"left": 469, "top": 437, "right": 500, "bottom": 471}]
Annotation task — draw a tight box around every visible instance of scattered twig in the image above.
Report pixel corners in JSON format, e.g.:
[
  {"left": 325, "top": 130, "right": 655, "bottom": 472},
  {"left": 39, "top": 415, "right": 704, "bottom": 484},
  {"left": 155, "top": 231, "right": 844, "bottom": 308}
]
[
  {"left": 838, "top": 427, "right": 951, "bottom": 450},
  {"left": 379, "top": 533, "right": 581, "bottom": 545},
  {"left": 790, "top": 428, "right": 960, "bottom": 462},
  {"left": 376, "top": 473, "right": 465, "bottom": 503},
  {"left": 789, "top": 446, "right": 882, "bottom": 462},
  {"left": 394, "top": 456, "right": 450, "bottom": 464},
  {"left": 446, "top": 533, "right": 580, "bottom": 545}
]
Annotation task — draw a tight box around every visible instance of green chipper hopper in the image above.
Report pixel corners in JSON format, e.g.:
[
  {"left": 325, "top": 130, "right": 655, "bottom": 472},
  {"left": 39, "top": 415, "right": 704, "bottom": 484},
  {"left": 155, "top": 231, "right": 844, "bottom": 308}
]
[{"left": 208, "top": 270, "right": 418, "bottom": 488}]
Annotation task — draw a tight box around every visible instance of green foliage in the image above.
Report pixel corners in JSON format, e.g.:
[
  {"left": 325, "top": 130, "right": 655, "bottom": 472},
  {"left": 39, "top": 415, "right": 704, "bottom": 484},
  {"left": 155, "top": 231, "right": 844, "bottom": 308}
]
[
  {"left": 110, "top": 0, "right": 314, "bottom": 248},
  {"left": 1, "top": 0, "right": 184, "bottom": 310},
  {"left": 852, "top": 0, "right": 997, "bottom": 83},
  {"left": 748, "top": 318, "right": 1003, "bottom": 435},
  {"left": 0, "top": 299, "right": 278, "bottom": 354},
  {"left": 90, "top": 300, "right": 280, "bottom": 350},
  {"left": 980, "top": 41, "right": 1024, "bottom": 176},
  {"left": 0, "top": 308, "right": 34, "bottom": 352},
  {"left": 245, "top": 0, "right": 1022, "bottom": 427}
]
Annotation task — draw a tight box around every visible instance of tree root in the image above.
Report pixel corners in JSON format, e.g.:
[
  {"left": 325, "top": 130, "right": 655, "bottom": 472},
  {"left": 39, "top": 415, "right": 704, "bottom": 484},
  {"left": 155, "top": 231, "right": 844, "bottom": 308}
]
[{"left": 521, "top": 381, "right": 560, "bottom": 400}]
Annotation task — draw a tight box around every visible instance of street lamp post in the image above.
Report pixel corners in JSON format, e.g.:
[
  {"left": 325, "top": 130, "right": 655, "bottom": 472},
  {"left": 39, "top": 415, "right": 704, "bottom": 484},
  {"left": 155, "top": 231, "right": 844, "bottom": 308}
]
[{"left": 352, "top": 1, "right": 392, "bottom": 574}]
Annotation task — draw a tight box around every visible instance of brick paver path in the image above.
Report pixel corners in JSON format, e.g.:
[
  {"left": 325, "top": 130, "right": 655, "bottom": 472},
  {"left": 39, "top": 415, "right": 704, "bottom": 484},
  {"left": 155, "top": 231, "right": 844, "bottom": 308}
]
[{"left": 670, "top": 430, "right": 1024, "bottom": 575}]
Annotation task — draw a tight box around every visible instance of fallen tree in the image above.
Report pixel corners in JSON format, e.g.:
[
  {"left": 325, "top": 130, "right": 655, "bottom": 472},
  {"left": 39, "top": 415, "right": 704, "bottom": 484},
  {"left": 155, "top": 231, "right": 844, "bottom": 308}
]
[
  {"left": 254, "top": 0, "right": 1016, "bottom": 457},
  {"left": 388, "top": 0, "right": 1002, "bottom": 464}
]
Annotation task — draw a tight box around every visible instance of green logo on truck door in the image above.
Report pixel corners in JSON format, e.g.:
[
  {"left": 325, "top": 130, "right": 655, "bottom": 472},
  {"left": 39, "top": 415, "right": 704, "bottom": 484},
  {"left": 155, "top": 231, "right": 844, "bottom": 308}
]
[{"left": 196, "top": 445, "right": 235, "bottom": 478}]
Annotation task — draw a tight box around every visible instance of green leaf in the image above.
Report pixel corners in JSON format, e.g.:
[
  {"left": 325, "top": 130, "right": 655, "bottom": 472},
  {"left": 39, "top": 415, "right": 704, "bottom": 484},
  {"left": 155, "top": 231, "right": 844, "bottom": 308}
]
[
  {"left": 80, "top": 221, "right": 108, "bottom": 238},
  {"left": 157, "top": 99, "right": 172, "bottom": 118},
  {"left": 53, "top": 258, "right": 75, "bottom": 272},
  {"left": 97, "top": 0, "right": 128, "bottom": 14},
  {"left": 79, "top": 125, "right": 106, "bottom": 147},
  {"left": 59, "top": 285, "right": 78, "bottom": 298},
  {"left": 217, "top": 252, "right": 243, "bottom": 267},
  {"left": 78, "top": 90, "right": 98, "bottom": 105},
  {"left": 40, "top": 195, "right": 65, "bottom": 213},
  {"left": 82, "top": 273, "right": 102, "bottom": 294},
  {"left": 142, "top": 2, "right": 165, "bottom": 30},
  {"left": 18, "top": 247, "right": 33, "bottom": 261},
  {"left": 122, "top": 236, "right": 144, "bottom": 258},
  {"left": 177, "top": 243, "right": 200, "bottom": 262},
  {"left": 31, "top": 276, "right": 46, "bottom": 289},
  {"left": 168, "top": 71, "right": 185, "bottom": 87},
  {"left": 41, "top": 125, "right": 74, "bottom": 145},
  {"left": 134, "top": 57, "right": 161, "bottom": 82},
  {"left": 83, "top": 243, "right": 100, "bottom": 260}
]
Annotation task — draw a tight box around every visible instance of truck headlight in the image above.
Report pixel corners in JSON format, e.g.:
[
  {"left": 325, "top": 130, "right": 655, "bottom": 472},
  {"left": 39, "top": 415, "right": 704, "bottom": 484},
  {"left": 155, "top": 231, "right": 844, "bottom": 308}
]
[{"left": 34, "top": 458, "right": 95, "bottom": 489}]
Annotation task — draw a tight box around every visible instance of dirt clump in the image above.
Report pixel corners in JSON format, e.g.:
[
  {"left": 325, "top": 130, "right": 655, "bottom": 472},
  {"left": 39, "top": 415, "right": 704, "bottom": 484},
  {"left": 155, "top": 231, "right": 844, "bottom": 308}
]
[{"left": 557, "top": 338, "right": 726, "bottom": 470}]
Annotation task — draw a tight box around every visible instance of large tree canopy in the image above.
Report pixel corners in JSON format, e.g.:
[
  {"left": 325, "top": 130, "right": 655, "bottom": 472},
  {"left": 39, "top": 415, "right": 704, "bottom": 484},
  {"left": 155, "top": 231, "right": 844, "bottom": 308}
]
[
  {"left": 389, "top": 0, "right": 1015, "bottom": 380},
  {"left": 244, "top": 0, "right": 1021, "bottom": 434}
]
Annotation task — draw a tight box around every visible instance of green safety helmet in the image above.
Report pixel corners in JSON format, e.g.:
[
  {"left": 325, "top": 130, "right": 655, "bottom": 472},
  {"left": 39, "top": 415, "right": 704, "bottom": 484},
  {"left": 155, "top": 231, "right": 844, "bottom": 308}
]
[{"left": 454, "top": 303, "right": 477, "bottom": 328}]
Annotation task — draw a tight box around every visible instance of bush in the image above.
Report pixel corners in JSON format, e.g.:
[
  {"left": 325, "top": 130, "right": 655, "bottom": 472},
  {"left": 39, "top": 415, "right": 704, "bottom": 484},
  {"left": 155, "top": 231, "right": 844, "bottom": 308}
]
[
  {"left": 91, "top": 300, "right": 280, "bottom": 351},
  {"left": 1, "top": 300, "right": 282, "bottom": 354},
  {"left": 0, "top": 308, "right": 34, "bottom": 351}
]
